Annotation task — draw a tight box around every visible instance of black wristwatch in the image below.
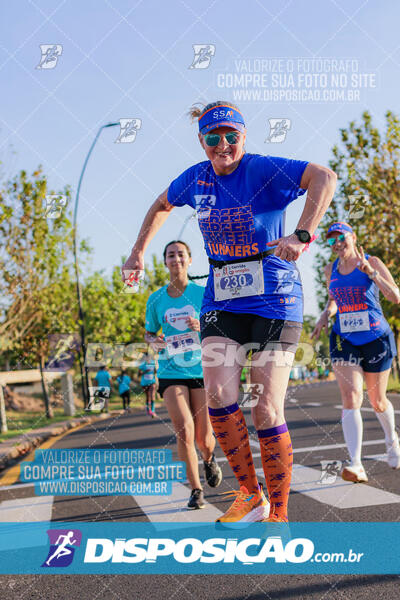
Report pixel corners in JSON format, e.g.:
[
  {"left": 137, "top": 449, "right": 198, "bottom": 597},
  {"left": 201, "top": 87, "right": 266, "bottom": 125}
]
[{"left": 294, "top": 229, "right": 311, "bottom": 243}]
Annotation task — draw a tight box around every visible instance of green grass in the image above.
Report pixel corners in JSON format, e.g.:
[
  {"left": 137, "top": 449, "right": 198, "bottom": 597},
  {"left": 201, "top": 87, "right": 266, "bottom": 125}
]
[
  {"left": 0, "top": 392, "right": 164, "bottom": 443},
  {"left": 387, "top": 375, "right": 400, "bottom": 394}
]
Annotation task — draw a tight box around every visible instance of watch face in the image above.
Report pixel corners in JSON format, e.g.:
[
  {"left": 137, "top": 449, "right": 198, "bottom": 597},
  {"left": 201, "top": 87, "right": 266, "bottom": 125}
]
[{"left": 296, "top": 230, "right": 310, "bottom": 243}]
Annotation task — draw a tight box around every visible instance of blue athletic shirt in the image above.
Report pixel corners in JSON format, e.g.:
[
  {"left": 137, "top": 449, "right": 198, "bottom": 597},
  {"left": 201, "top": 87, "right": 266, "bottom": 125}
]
[
  {"left": 167, "top": 153, "right": 308, "bottom": 322},
  {"left": 94, "top": 370, "right": 111, "bottom": 388},
  {"left": 116, "top": 374, "right": 131, "bottom": 394},
  {"left": 138, "top": 360, "right": 156, "bottom": 387},
  {"left": 145, "top": 281, "right": 204, "bottom": 379},
  {"left": 329, "top": 256, "right": 391, "bottom": 345}
]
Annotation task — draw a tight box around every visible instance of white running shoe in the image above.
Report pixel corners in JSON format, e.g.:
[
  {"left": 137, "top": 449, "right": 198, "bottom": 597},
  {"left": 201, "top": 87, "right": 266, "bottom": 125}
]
[
  {"left": 341, "top": 464, "right": 368, "bottom": 483},
  {"left": 386, "top": 433, "right": 400, "bottom": 469}
]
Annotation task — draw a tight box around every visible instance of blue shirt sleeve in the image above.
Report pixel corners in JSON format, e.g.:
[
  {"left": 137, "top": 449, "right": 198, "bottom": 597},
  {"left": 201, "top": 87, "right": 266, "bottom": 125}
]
[
  {"left": 145, "top": 291, "right": 161, "bottom": 334},
  {"left": 167, "top": 165, "right": 199, "bottom": 208},
  {"left": 254, "top": 155, "right": 308, "bottom": 209}
]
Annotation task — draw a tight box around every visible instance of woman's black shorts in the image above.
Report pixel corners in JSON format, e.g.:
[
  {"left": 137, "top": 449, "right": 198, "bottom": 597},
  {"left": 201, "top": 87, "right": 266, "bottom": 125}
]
[
  {"left": 200, "top": 310, "right": 302, "bottom": 352},
  {"left": 158, "top": 378, "right": 205, "bottom": 398}
]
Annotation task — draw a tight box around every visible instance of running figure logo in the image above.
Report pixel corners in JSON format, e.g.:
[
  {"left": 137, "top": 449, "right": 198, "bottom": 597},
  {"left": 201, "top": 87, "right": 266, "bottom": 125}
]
[
  {"left": 265, "top": 119, "right": 291, "bottom": 143},
  {"left": 36, "top": 45, "right": 63, "bottom": 69},
  {"left": 318, "top": 460, "right": 342, "bottom": 484},
  {"left": 42, "top": 529, "right": 82, "bottom": 567},
  {"left": 239, "top": 383, "right": 264, "bottom": 408},
  {"left": 347, "top": 194, "right": 368, "bottom": 220},
  {"left": 86, "top": 387, "right": 110, "bottom": 411},
  {"left": 115, "top": 119, "right": 142, "bottom": 143},
  {"left": 189, "top": 45, "right": 216, "bottom": 69},
  {"left": 44, "top": 195, "right": 67, "bottom": 219},
  {"left": 121, "top": 269, "right": 145, "bottom": 294},
  {"left": 44, "top": 334, "right": 80, "bottom": 372}
]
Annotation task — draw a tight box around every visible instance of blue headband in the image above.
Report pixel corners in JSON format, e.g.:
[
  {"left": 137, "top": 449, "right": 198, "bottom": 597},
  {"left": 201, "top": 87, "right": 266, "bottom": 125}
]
[
  {"left": 326, "top": 222, "right": 353, "bottom": 237},
  {"left": 199, "top": 105, "right": 245, "bottom": 135}
]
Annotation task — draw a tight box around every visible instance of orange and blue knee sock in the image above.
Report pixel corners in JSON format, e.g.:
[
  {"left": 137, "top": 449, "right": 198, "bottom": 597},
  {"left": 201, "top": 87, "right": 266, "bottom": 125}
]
[
  {"left": 257, "top": 423, "right": 293, "bottom": 521},
  {"left": 209, "top": 403, "right": 259, "bottom": 494}
]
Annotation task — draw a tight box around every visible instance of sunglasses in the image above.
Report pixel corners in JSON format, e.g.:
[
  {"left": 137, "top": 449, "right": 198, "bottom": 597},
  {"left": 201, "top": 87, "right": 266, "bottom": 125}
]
[
  {"left": 203, "top": 132, "right": 240, "bottom": 147},
  {"left": 327, "top": 233, "right": 347, "bottom": 246}
]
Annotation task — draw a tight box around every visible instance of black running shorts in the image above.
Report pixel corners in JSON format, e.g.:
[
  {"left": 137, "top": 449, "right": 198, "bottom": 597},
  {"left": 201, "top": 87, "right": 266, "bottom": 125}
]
[
  {"left": 200, "top": 310, "right": 302, "bottom": 353},
  {"left": 158, "top": 378, "right": 205, "bottom": 398}
]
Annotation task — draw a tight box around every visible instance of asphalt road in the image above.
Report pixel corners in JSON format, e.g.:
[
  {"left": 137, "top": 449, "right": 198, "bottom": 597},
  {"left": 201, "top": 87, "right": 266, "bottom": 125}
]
[{"left": 0, "top": 381, "right": 399, "bottom": 599}]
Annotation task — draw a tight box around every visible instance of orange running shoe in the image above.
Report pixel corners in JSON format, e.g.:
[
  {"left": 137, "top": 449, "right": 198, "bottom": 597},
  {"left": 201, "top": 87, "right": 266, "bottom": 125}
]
[{"left": 216, "top": 485, "right": 269, "bottom": 523}]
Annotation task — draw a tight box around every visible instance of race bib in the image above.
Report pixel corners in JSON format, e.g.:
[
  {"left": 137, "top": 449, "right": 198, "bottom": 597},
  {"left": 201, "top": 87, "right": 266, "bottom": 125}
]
[
  {"left": 143, "top": 373, "right": 154, "bottom": 381},
  {"left": 213, "top": 260, "right": 264, "bottom": 301},
  {"left": 165, "top": 332, "right": 201, "bottom": 356},
  {"left": 339, "top": 311, "right": 370, "bottom": 333}
]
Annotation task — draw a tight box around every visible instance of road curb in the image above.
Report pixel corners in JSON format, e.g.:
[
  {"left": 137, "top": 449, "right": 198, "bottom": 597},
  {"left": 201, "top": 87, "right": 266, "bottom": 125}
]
[{"left": 0, "top": 411, "right": 122, "bottom": 472}]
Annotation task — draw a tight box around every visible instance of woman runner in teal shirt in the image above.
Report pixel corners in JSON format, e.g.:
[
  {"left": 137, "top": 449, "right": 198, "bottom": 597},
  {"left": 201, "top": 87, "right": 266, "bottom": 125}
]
[{"left": 145, "top": 241, "right": 222, "bottom": 509}]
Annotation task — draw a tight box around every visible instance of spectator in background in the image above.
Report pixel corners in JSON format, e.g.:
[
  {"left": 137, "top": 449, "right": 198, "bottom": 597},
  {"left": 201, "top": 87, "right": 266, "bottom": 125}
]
[
  {"left": 94, "top": 365, "right": 112, "bottom": 412},
  {"left": 138, "top": 352, "right": 157, "bottom": 417},
  {"left": 116, "top": 368, "right": 131, "bottom": 411}
]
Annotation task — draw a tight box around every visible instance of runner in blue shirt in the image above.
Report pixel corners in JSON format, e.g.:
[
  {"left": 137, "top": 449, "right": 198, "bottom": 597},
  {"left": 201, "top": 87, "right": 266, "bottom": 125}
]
[
  {"left": 123, "top": 101, "right": 336, "bottom": 523},
  {"left": 138, "top": 352, "right": 157, "bottom": 417},
  {"left": 116, "top": 368, "right": 131, "bottom": 411},
  {"left": 312, "top": 222, "right": 400, "bottom": 481},
  {"left": 93, "top": 365, "right": 112, "bottom": 412},
  {"left": 144, "top": 241, "right": 222, "bottom": 509}
]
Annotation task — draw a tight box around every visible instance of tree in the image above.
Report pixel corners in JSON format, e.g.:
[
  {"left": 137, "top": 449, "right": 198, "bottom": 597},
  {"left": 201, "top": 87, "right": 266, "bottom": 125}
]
[
  {"left": 82, "top": 254, "right": 169, "bottom": 372},
  {"left": 0, "top": 167, "right": 89, "bottom": 416},
  {"left": 314, "top": 111, "right": 400, "bottom": 375}
]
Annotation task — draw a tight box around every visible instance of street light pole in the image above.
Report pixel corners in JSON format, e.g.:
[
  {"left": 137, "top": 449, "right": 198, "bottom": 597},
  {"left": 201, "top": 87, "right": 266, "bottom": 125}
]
[{"left": 73, "top": 122, "right": 119, "bottom": 406}]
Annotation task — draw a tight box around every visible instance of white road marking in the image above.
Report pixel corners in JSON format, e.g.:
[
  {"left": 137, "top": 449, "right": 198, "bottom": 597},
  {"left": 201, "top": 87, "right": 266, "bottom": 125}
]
[
  {"left": 287, "top": 464, "right": 400, "bottom": 509},
  {"left": 303, "top": 402, "right": 321, "bottom": 407},
  {"left": 249, "top": 436, "right": 387, "bottom": 454},
  {"left": 334, "top": 405, "right": 400, "bottom": 414},
  {"left": 0, "top": 495, "right": 54, "bottom": 521},
  {"left": 0, "top": 482, "right": 36, "bottom": 491},
  {"left": 365, "top": 453, "right": 387, "bottom": 463},
  {"left": 131, "top": 481, "right": 223, "bottom": 523},
  {"left": 0, "top": 495, "right": 51, "bottom": 550}
]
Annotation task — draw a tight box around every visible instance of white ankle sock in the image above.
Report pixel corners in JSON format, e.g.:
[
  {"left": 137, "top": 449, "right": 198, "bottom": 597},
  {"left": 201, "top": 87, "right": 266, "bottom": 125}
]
[
  {"left": 342, "top": 408, "right": 363, "bottom": 465},
  {"left": 375, "top": 401, "right": 397, "bottom": 444}
]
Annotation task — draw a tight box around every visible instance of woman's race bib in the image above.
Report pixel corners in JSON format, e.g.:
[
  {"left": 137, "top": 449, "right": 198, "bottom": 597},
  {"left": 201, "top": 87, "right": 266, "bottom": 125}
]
[
  {"left": 339, "top": 311, "right": 370, "bottom": 333},
  {"left": 165, "top": 332, "right": 201, "bottom": 356},
  {"left": 213, "top": 260, "right": 264, "bottom": 301}
]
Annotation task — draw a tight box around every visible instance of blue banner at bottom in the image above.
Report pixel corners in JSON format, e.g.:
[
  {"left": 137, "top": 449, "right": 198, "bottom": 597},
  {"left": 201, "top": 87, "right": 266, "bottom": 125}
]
[{"left": 0, "top": 522, "right": 398, "bottom": 574}]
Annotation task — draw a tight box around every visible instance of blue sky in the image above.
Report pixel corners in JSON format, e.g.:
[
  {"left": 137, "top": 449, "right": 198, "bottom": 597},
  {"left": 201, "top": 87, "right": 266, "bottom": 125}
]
[{"left": 1, "top": 0, "right": 399, "bottom": 315}]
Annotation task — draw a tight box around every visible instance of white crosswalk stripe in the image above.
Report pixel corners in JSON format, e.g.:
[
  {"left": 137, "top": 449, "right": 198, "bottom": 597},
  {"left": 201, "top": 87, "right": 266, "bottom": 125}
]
[{"left": 131, "top": 481, "right": 223, "bottom": 523}]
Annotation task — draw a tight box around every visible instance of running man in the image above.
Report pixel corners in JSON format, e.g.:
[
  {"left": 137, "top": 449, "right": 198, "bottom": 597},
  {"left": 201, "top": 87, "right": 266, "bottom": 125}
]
[
  {"left": 45, "top": 531, "right": 77, "bottom": 566},
  {"left": 123, "top": 101, "right": 336, "bottom": 522},
  {"left": 312, "top": 222, "right": 400, "bottom": 482},
  {"left": 144, "top": 241, "right": 222, "bottom": 509}
]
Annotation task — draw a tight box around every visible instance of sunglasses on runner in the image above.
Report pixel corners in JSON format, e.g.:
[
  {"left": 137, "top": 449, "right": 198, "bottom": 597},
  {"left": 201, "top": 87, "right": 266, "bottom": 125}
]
[
  {"left": 203, "top": 132, "right": 241, "bottom": 147},
  {"left": 327, "top": 234, "right": 347, "bottom": 246}
]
